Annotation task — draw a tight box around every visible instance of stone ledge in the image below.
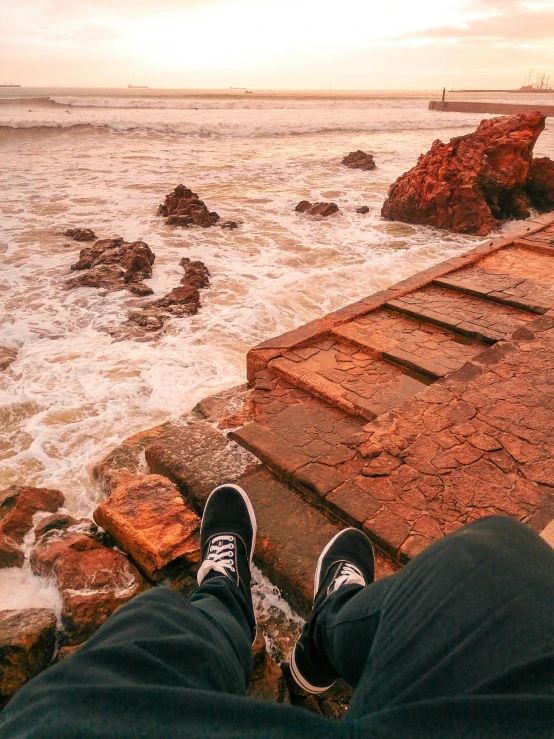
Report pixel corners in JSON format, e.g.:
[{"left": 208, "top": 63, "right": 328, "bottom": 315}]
[{"left": 247, "top": 214, "right": 554, "bottom": 382}]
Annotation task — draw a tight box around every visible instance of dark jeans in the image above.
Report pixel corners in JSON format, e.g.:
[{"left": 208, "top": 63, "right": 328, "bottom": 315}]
[{"left": 1, "top": 516, "right": 552, "bottom": 738}]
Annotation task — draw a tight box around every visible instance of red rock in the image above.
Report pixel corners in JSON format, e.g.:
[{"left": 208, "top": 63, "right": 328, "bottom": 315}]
[
  {"left": 67, "top": 238, "right": 155, "bottom": 295},
  {"left": 342, "top": 150, "right": 376, "bottom": 171},
  {"left": 0, "top": 533, "right": 24, "bottom": 568},
  {"left": 526, "top": 157, "right": 554, "bottom": 210},
  {"left": 295, "top": 201, "right": 339, "bottom": 217},
  {"left": 63, "top": 228, "right": 97, "bottom": 242},
  {"left": 382, "top": 112, "right": 547, "bottom": 235},
  {"left": 126, "top": 258, "right": 210, "bottom": 334},
  {"left": 31, "top": 527, "right": 148, "bottom": 645},
  {"left": 179, "top": 258, "right": 210, "bottom": 289},
  {"left": 0, "top": 609, "right": 57, "bottom": 708},
  {"left": 0, "top": 485, "right": 64, "bottom": 545},
  {"left": 158, "top": 185, "right": 220, "bottom": 227},
  {"left": 356, "top": 206, "right": 370, "bottom": 214},
  {"left": 94, "top": 474, "right": 200, "bottom": 581}
]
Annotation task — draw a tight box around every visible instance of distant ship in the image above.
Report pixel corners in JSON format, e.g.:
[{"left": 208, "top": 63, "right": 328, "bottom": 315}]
[
  {"left": 127, "top": 84, "right": 148, "bottom": 89},
  {"left": 0, "top": 82, "right": 21, "bottom": 87}
]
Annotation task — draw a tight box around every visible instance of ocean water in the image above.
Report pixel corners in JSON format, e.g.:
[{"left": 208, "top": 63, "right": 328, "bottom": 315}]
[{"left": 1, "top": 88, "right": 552, "bottom": 608}]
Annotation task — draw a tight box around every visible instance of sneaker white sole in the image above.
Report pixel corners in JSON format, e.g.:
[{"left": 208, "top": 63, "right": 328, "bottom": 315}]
[
  {"left": 289, "top": 646, "right": 335, "bottom": 695},
  {"left": 204, "top": 483, "right": 257, "bottom": 564},
  {"left": 313, "top": 527, "right": 359, "bottom": 601}
]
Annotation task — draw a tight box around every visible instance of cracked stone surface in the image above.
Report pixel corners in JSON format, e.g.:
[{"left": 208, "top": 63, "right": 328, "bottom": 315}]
[
  {"left": 387, "top": 285, "right": 535, "bottom": 343},
  {"left": 332, "top": 308, "right": 486, "bottom": 378},
  {"left": 434, "top": 246, "right": 554, "bottom": 313},
  {"left": 269, "top": 339, "right": 432, "bottom": 421},
  {"left": 231, "top": 221, "right": 554, "bottom": 562}
]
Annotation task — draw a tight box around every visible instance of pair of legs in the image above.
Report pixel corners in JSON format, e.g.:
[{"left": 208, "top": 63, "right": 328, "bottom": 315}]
[{"left": 0, "top": 485, "right": 552, "bottom": 738}]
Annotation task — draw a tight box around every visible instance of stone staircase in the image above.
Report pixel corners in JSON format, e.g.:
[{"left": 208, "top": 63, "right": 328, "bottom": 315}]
[{"left": 231, "top": 219, "right": 554, "bottom": 561}]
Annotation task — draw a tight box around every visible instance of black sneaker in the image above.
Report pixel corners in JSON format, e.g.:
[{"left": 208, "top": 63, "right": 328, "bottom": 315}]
[
  {"left": 289, "top": 528, "right": 374, "bottom": 694},
  {"left": 197, "top": 484, "right": 257, "bottom": 593}
]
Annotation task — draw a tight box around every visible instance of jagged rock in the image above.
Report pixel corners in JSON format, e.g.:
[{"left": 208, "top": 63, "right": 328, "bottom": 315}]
[
  {"left": 526, "top": 157, "right": 554, "bottom": 210},
  {"left": 0, "top": 534, "right": 23, "bottom": 568},
  {"left": 342, "top": 150, "right": 376, "bottom": 171},
  {"left": 94, "top": 474, "right": 200, "bottom": 581},
  {"left": 382, "top": 112, "right": 548, "bottom": 235},
  {"left": 31, "top": 525, "right": 148, "bottom": 645},
  {"left": 247, "top": 632, "right": 289, "bottom": 703},
  {"left": 158, "top": 185, "right": 220, "bottom": 227},
  {"left": 63, "top": 228, "right": 97, "bottom": 242},
  {"left": 0, "top": 347, "right": 17, "bottom": 371},
  {"left": 66, "top": 238, "right": 155, "bottom": 295},
  {"left": 356, "top": 206, "right": 370, "bottom": 214},
  {"left": 0, "top": 609, "right": 57, "bottom": 708},
  {"left": 179, "top": 258, "right": 210, "bottom": 289},
  {"left": 125, "top": 259, "right": 210, "bottom": 335},
  {"left": 295, "top": 201, "right": 339, "bottom": 217},
  {"left": 0, "top": 486, "right": 64, "bottom": 546}
]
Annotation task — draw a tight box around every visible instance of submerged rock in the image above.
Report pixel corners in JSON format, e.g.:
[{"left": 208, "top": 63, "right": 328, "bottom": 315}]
[
  {"left": 63, "top": 228, "right": 97, "bottom": 242},
  {"left": 0, "top": 347, "right": 17, "bottom": 371},
  {"left": 295, "top": 201, "right": 339, "bottom": 217},
  {"left": 66, "top": 238, "right": 155, "bottom": 295},
  {"left": 342, "top": 150, "right": 376, "bottom": 171},
  {"left": 158, "top": 185, "right": 220, "bottom": 227},
  {"left": 356, "top": 206, "right": 370, "bottom": 214},
  {"left": 0, "top": 609, "right": 57, "bottom": 708},
  {"left": 31, "top": 523, "right": 148, "bottom": 645},
  {"left": 94, "top": 474, "right": 200, "bottom": 581},
  {"left": 382, "top": 112, "right": 549, "bottom": 235}
]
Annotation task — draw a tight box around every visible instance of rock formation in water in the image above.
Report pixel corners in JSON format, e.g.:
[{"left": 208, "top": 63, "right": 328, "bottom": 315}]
[
  {"left": 342, "top": 150, "right": 376, "bottom": 171},
  {"left": 126, "top": 258, "right": 210, "bottom": 335},
  {"left": 0, "top": 486, "right": 64, "bottom": 569},
  {"left": 157, "top": 185, "right": 220, "bottom": 227},
  {"left": 382, "top": 112, "right": 552, "bottom": 235},
  {"left": 66, "top": 238, "right": 155, "bottom": 296},
  {"left": 63, "top": 228, "right": 97, "bottom": 242},
  {"left": 295, "top": 201, "right": 339, "bottom": 217},
  {"left": 356, "top": 206, "right": 370, "bottom": 214}
]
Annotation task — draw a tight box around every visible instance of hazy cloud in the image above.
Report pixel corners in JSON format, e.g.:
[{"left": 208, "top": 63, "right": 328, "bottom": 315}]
[{"left": 399, "top": 1, "right": 554, "bottom": 43}]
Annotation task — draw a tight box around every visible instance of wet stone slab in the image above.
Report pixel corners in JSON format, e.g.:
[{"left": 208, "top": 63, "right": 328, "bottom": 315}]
[
  {"left": 269, "top": 340, "right": 432, "bottom": 421},
  {"left": 434, "top": 247, "right": 554, "bottom": 314},
  {"left": 387, "top": 285, "right": 535, "bottom": 343},
  {"left": 332, "top": 308, "right": 487, "bottom": 378}
]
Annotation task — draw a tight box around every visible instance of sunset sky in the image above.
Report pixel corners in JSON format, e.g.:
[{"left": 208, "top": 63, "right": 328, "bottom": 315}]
[{"left": 1, "top": 0, "right": 553, "bottom": 89}]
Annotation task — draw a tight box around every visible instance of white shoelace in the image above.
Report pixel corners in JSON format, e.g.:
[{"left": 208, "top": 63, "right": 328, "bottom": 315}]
[
  {"left": 328, "top": 563, "right": 366, "bottom": 595},
  {"left": 197, "top": 535, "right": 236, "bottom": 585}
]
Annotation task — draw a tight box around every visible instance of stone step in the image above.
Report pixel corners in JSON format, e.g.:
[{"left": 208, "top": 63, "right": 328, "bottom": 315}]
[
  {"left": 386, "top": 285, "right": 535, "bottom": 343},
  {"left": 433, "top": 245, "right": 554, "bottom": 314},
  {"left": 268, "top": 338, "right": 433, "bottom": 422},
  {"left": 140, "top": 417, "right": 397, "bottom": 615},
  {"left": 332, "top": 307, "right": 487, "bottom": 379}
]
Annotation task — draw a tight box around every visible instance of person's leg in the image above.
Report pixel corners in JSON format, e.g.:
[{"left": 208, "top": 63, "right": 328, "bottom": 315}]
[
  {"left": 0, "top": 485, "right": 341, "bottom": 739},
  {"left": 291, "top": 515, "right": 554, "bottom": 734}
]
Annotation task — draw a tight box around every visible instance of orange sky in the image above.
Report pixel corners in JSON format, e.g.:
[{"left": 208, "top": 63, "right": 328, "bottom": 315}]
[{"left": 1, "top": 0, "right": 553, "bottom": 88}]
